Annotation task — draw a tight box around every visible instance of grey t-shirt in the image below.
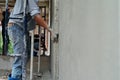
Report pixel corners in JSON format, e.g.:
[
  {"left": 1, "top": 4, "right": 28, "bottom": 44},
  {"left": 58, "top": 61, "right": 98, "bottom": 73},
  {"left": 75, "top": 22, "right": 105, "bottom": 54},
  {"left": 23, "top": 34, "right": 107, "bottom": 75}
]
[{"left": 9, "top": 0, "right": 40, "bottom": 31}]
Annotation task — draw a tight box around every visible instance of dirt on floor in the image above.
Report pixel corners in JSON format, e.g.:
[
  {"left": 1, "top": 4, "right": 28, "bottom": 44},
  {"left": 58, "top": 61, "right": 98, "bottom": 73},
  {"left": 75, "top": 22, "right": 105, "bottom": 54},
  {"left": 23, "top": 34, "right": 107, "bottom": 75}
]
[{"left": 0, "top": 69, "right": 11, "bottom": 80}]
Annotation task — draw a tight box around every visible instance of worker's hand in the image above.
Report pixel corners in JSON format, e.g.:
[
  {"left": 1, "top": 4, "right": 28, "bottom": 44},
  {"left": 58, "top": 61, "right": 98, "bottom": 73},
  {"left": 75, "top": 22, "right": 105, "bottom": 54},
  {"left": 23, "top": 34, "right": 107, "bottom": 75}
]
[
  {"left": 48, "top": 27, "right": 56, "bottom": 41},
  {"left": 48, "top": 27, "right": 53, "bottom": 35}
]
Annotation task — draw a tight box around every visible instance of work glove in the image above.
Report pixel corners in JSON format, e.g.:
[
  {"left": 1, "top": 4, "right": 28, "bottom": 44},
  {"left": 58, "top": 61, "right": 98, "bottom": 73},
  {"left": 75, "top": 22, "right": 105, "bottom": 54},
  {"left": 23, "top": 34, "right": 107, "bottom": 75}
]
[{"left": 48, "top": 27, "right": 58, "bottom": 42}]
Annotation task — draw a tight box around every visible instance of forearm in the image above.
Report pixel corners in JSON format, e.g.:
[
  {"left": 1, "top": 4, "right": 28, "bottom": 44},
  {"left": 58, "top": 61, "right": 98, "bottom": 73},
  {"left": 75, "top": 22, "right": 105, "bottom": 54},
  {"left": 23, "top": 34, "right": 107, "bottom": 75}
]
[
  {"left": 34, "top": 14, "right": 55, "bottom": 41},
  {"left": 34, "top": 14, "right": 49, "bottom": 30}
]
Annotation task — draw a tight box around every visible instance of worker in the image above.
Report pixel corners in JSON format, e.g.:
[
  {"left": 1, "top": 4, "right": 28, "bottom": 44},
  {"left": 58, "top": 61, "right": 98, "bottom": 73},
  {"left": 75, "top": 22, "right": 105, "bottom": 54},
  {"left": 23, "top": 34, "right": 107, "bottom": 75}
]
[{"left": 7, "top": 0, "right": 52, "bottom": 80}]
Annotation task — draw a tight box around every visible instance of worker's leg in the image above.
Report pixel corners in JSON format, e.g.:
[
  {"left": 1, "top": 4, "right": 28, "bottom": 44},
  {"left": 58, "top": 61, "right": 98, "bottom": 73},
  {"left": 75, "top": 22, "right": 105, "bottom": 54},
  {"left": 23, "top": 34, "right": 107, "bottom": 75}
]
[{"left": 8, "top": 23, "right": 25, "bottom": 80}]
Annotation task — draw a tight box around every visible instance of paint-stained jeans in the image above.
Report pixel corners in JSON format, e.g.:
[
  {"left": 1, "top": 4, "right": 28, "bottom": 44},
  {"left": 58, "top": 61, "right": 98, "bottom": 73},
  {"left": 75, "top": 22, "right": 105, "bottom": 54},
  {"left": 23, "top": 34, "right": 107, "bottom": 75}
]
[{"left": 8, "top": 23, "right": 25, "bottom": 80}]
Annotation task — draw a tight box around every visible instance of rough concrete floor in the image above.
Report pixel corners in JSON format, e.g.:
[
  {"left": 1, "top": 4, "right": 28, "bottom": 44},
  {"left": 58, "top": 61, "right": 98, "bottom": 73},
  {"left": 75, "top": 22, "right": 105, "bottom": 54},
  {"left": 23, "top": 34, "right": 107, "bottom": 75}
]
[
  {"left": 0, "top": 56, "right": 52, "bottom": 80},
  {"left": 0, "top": 70, "right": 51, "bottom": 80}
]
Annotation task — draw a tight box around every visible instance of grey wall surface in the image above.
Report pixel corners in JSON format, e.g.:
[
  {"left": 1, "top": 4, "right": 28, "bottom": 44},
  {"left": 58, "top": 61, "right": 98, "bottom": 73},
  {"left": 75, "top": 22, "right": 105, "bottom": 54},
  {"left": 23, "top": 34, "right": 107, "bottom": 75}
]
[{"left": 58, "top": 0, "right": 119, "bottom": 80}]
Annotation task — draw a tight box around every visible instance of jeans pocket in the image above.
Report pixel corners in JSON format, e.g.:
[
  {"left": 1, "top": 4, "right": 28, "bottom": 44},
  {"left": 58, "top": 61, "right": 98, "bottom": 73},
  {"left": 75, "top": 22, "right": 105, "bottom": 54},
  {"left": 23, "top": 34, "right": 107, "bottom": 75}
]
[
  {"left": 8, "top": 25, "right": 24, "bottom": 45},
  {"left": 8, "top": 26, "right": 18, "bottom": 42},
  {"left": 8, "top": 27, "right": 14, "bottom": 41}
]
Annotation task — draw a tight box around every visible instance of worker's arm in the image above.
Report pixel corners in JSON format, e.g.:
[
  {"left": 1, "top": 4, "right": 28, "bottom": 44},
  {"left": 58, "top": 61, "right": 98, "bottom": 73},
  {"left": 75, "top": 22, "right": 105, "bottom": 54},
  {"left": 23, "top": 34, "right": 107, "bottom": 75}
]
[{"left": 34, "top": 14, "right": 51, "bottom": 32}]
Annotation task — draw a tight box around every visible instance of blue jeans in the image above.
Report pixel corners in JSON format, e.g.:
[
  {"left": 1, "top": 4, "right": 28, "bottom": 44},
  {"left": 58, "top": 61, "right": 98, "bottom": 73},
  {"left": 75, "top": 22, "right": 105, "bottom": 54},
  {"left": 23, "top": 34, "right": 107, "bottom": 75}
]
[{"left": 8, "top": 23, "right": 26, "bottom": 80}]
